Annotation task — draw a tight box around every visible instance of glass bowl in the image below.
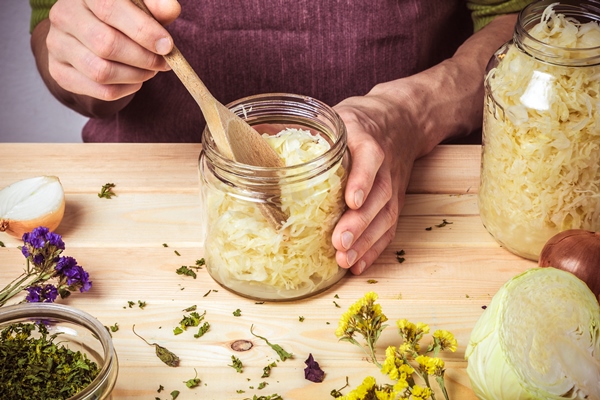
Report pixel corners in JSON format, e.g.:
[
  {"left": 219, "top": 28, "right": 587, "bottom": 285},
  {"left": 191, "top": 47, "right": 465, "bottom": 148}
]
[{"left": 0, "top": 303, "right": 118, "bottom": 399}]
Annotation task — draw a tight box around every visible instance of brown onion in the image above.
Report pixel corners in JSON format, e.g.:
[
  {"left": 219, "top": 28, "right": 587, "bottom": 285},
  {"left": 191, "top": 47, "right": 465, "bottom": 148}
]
[
  {"left": 0, "top": 176, "right": 65, "bottom": 238},
  {"left": 539, "top": 229, "right": 600, "bottom": 301}
]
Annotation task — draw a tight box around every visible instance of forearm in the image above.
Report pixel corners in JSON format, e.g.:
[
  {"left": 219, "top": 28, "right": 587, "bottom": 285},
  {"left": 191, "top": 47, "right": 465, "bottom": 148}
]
[
  {"left": 31, "top": 19, "right": 133, "bottom": 118},
  {"left": 369, "top": 13, "right": 518, "bottom": 158}
]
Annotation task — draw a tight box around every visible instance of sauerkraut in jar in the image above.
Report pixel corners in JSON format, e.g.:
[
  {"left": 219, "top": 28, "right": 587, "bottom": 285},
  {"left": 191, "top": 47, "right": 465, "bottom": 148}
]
[
  {"left": 199, "top": 94, "right": 349, "bottom": 300},
  {"left": 479, "top": 1, "right": 600, "bottom": 260}
]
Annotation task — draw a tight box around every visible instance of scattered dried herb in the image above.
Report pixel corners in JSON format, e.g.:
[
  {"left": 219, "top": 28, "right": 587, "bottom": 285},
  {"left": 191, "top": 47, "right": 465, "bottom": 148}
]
[
  {"left": 257, "top": 381, "right": 268, "bottom": 389},
  {"left": 174, "top": 250, "right": 181, "bottom": 256},
  {"left": 250, "top": 325, "right": 293, "bottom": 361},
  {"left": 304, "top": 353, "right": 325, "bottom": 383},
  {"left": 158, "top": 385, "right": 164, "bottom": 392},
  {"left": 243, "top": 394, "right": 283, "bottom": 400},
  {"left": 229, "top": 355, "right": 244, "bottom": 373},
  {"left": 170, "top": 390, "right": 180, "bottom": 399},
  {"left": 330, "top": 376, "right": 350, "bottom": 398},
  {"left": 233, "top": 308, "right": 242, "bottom": 317},
  {"left": 162, "top": 243, "right": 169, "bottom": 247},
  {"left": 176, "top": 266, "right": 197, "bottom": 279},
  {"left": 435, "top": 219, "right": 453, "bottom": 228},
  {"left": 261, "top": 362, "right": 277, "bottom": 378},
  {"left": 138, "top": 300, "right": 147, "bottom": 309},
  {"left": 184, "top": 369, "right": 201, "bottom": 388},
  {"left": 0, "top": 241, "right": 5, "bottom": 247},
  {"left": 183, "top": 305, "right": 197, "bottom": 312},
  {"left": 299, "top": 316, "right": 305, "bottom": 322},
  {"left": 174, "top": 310, "right": 206, "bottom": 335},
  {"left": 0, "top": 322, "right": 100, "bottom": 398},
  {"left": 395, "top": 249, "right": 406, "bottom": 263},
  {"left": 98, "top": 183, "right": 116, "bottom": 199},
  {"left": 367, "top": 279, "right": 378, "bottom": 284},
  {"left": 333, "top": 301, "right": 340, "bottom": 308},
  {"left": 109, "top": 322, "right": 119, "bottom": 332},
  {"left": 196, "top": 258, "right": 205, "bottom": 267},
  {"left": 194, "top": 322, "right": 210, "bottom": 338},
  {"left": 425, "top": 226, "right": 433, "bottom": 231},
  {"left": 132, "top": 325, "right": 180, "bottom": 367}
]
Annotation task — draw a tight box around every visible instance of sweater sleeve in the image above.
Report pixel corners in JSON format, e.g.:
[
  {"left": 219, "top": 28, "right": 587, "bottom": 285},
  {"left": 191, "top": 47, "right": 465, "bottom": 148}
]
[
  {"left": 30, "top": 0, "right": 58, "bottom": 33},
  {"left": 467, "top": 0, "right": 536, "bottom": 31}
]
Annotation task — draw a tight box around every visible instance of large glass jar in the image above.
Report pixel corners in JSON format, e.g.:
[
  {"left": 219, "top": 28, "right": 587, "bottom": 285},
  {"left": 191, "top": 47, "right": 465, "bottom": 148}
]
[
  {"left": 199, "top": 93, "right": 350, "bottom": 301},
  {"left": 479, "top": 0, "right": 600, "bottom": 260}
]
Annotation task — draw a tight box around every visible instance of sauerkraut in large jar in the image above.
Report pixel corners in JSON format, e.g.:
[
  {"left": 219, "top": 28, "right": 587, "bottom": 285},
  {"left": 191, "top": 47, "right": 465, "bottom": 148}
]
[
  {"left": 199, "top": 94, "right": 349, "bottom": 300},
  {"left": 479, "top": 1, "right": 600, "bottom": 260}
]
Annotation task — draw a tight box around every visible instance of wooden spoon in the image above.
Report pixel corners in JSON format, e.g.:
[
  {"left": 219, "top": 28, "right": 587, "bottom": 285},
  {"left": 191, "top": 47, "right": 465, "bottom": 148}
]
[{"left": 131, "top": 0, "right": 288, "bottom": 230}]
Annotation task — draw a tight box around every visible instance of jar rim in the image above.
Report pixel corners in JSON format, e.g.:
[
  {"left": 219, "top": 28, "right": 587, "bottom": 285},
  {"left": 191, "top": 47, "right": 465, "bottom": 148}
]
[
  {"left": 516, "top": 0, "right": 600, "bottom": 66},
  {"left": 201, "top": 93, "right": 348, "bottom": 183}
]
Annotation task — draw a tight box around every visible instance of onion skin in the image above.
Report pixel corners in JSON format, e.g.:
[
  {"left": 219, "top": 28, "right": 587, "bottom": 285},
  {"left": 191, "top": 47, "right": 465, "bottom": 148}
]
[
  {"left": 539, "top": 229, "right": 600, "bottom": 301},
  {"left": 0, "top": 175, "right": 66, "bottom": 239},
  {"left": 0, "top": 200, "right": 65, "bottom": 238}
]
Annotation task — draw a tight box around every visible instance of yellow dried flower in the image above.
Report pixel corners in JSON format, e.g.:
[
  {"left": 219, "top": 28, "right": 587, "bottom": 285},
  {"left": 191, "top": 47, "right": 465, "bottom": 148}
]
[
  {"left": 338, "top": 376, "right": 376, "bottom": 400},
  {"left": 433, "top": 330, "right": 458, "bottom": 352},
  {"left": 415, "top": 355, "right": 445, "bottom": 376},
  {"left": 411, "top": 384, "right": 433, "bottom": 400}
]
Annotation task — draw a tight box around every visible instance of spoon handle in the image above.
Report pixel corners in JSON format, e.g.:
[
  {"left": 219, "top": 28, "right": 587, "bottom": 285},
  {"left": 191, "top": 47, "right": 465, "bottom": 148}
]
[{"left": 130, "top": 0, "right": 288, "bottom": 230}]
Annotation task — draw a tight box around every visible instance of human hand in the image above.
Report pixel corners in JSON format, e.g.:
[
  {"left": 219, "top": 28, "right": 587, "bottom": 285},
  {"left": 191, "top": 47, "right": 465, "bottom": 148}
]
[
  {"left": 46, "top": 0, "right": 181, "bottom": 100},
  {"left": 332, "top": 92, "right": 422, "bottom": 275}
]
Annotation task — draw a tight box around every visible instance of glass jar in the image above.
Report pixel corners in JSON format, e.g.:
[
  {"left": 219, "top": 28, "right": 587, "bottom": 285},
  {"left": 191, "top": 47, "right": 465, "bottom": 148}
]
[
  {"left": 478, "top": 0, "right": 600, "bottom": 260},
  {"left": 0, "top": 303, "right": 118, "bottom": 399},
  {"left": 199, "top": 93, "right": 350, "bottom": 301}
]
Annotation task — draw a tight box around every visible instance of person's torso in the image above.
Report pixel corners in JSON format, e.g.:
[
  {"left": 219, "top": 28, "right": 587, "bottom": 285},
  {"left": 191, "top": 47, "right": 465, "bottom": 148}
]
[{"left": 84, "top": 0, "right": 472, "bottom": 142}]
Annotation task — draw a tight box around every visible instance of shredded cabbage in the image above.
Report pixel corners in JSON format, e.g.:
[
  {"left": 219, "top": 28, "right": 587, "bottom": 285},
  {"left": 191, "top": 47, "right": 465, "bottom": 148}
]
[
  {"left": 203, "top": 128, "right": 347, "bottom": 300},
  {"left": 479, "top": 5, "right": 600, "bottom": 260}
]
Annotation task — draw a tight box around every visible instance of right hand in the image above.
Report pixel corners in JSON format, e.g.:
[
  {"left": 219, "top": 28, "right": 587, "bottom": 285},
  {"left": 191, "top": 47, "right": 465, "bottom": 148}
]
[{"left": 46, "top": 0, "right": 181, "bottom": 101}]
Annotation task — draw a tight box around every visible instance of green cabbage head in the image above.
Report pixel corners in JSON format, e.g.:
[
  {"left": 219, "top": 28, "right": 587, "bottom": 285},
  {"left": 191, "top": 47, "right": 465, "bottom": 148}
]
[{"left": 465, "top": 267, "right": 600, "bottom": 399}]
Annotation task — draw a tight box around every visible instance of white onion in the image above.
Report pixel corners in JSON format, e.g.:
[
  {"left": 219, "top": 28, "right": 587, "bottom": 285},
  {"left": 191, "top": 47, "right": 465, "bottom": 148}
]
[{"left": 0, "top": 176, "right": 65, "bottom": 238}]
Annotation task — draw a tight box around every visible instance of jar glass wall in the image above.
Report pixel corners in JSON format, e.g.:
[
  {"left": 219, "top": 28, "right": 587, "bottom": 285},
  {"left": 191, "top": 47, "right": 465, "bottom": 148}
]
[
  {"left": 478, "top": 0, "right": 600, "bottom": 260},
  {"left": 0, "top": 303, "right": 118, "bottom": 399},
  {"left": 199, "top": 93, "right": 350, "bottom": 301}
]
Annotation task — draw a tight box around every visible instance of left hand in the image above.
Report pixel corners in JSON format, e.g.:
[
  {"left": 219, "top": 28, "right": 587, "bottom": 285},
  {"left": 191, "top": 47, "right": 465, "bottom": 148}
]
[{"left": 332, "top": 92, "right": 420, "bottom": 275}]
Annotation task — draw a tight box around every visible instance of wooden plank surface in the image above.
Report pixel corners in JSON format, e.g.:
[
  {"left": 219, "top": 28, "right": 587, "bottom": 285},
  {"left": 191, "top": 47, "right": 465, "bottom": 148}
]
[{"left": 0, "top": 144, "right": 535, "bottom": 399}]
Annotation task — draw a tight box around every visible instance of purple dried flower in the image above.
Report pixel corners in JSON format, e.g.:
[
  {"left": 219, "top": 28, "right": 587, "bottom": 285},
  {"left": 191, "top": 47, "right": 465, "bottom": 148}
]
[
  {"left": 304, "top": 353, "right": 325, "bottom": 383},
  {"left": 56, "top": 256, "right": 92, "bottom": 293},
  {"left": 25, "top": 284, "right": 58, "bottom": 303},
  {"left": 22, "top": 226, "right": 65, "bottom": 250}
]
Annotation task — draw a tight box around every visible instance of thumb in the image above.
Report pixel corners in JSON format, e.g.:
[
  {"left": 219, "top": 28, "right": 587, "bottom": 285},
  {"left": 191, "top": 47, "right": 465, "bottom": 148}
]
[{"left": 141, "top": 0, "right": 181, "bottom": 26}]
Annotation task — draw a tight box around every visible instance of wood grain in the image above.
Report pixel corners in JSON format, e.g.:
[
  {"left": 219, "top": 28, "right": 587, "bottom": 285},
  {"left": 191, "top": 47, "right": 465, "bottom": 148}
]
[{"left": 0, "top": 144, "right": 534, "bottom": 399}]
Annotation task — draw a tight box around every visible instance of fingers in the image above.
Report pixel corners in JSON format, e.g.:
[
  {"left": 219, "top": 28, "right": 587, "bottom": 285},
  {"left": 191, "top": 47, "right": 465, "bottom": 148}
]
[
  {"left": 334, "top": 170, "right": 400, "bottom": 274},
  {"left": 344, "top": 135, "right": 385, "bottom": 209},
  {"left": 46, "top": 0, "right": 179, "bottom": 100}
]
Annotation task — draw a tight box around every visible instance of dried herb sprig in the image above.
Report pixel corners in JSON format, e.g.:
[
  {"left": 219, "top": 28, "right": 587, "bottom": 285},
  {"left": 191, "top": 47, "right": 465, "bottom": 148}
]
[
  {"left": 0, "top": 226, "right": 92, "bottom": 307},
  {"left": 132, "top": 325, "right": 180, "bottom": 367},
  {"left": 0, "top": 322, "right": 100, "bottom": 398},
  {"left": 184, "top": 369, "right": 201, "bottom": 388},
  {"left": 229, "top": 355, "right": 244, "bottom": 373},
  {"left": 250, "top": 325, "right": 293, "bottom": 361},
  {"left": 98, "top": 183, "right": 116, "bottom": 199}
]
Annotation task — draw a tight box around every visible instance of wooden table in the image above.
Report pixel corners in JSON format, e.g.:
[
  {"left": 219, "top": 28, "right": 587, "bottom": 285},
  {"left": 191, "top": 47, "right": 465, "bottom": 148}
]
[{"left": 0, "top": 144, "right": 535, "bottom": 399}]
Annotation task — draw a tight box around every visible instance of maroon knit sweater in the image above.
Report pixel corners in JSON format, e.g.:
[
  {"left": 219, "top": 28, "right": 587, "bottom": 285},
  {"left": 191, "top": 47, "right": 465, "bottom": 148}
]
[{"left": 83, "top": 0, "right": 473, "bottom": 142}]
